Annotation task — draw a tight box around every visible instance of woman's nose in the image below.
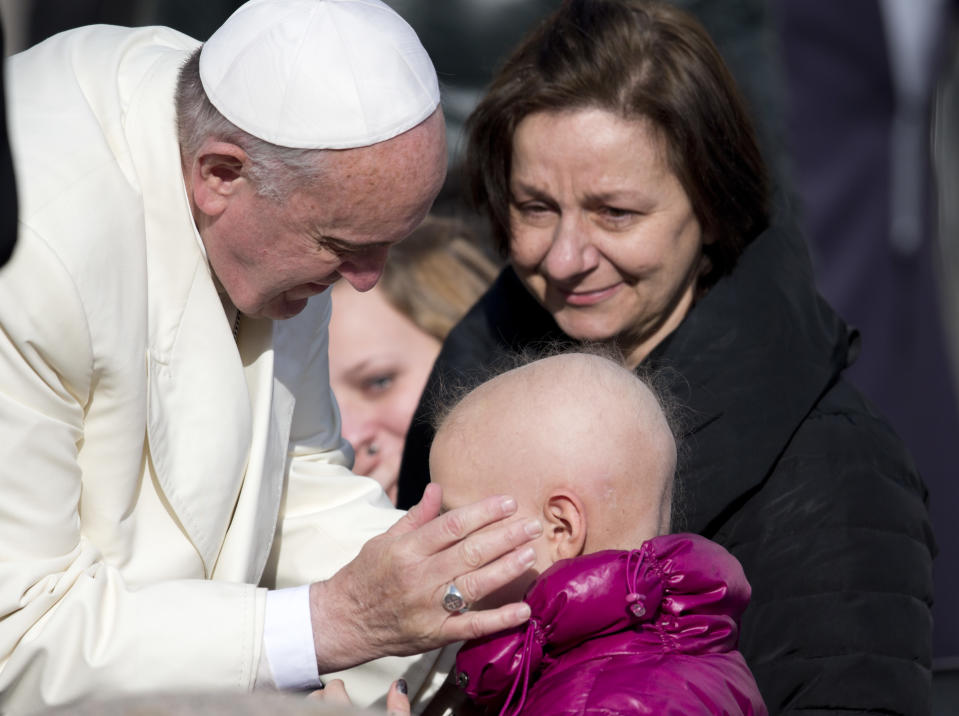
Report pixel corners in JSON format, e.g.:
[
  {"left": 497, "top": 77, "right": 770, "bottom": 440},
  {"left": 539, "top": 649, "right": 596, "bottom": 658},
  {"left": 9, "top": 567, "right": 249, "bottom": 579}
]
[
  {"left": 541, "top": 214, "right": 599, "bottom": 281},
  {"left": 340, "top": 409, "right": 375, "bottom": 458}
]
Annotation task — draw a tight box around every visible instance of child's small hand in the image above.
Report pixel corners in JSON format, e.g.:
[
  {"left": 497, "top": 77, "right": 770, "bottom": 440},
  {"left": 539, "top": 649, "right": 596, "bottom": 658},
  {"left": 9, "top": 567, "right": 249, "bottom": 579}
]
[
  {"left": 308, "top": 678, "right": 350, "bottom": 705},
  {"left": 308, "top": 677, "right": 410, "bottom": 715}
]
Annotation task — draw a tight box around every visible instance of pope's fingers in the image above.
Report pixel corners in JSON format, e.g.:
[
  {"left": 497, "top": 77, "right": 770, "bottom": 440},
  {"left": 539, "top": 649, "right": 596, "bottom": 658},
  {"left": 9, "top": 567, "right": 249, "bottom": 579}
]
[
  {"left": 442, "top": 542, "right": 538, "bottom": 608},
  {"left": 433, "top": 516, "right": 542, "bottom": 598},
  {"left": 391, "top": 483, "right": 443, "bottom": 537},
  {"left": 408, "top": 493, "right": 521, "bottom": 556},
  {"left": 440, "top": 601, "right": 532, "bottom": 644}
]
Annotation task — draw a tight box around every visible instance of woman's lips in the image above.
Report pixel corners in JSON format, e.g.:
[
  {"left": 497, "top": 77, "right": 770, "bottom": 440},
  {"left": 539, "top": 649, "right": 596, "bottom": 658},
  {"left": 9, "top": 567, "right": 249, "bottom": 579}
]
[{"left": 558, "top": 282, "right": 622, "bottom": 306}]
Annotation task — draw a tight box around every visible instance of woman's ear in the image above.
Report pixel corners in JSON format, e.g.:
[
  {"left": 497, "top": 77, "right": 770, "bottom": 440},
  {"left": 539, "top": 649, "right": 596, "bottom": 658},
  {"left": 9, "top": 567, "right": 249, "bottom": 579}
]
[
  {"left": 542, "top": 490, "right": 587, "bottom": 562},
  {"left": 188, "top": 141, "right": 250, "bottom": 218}
]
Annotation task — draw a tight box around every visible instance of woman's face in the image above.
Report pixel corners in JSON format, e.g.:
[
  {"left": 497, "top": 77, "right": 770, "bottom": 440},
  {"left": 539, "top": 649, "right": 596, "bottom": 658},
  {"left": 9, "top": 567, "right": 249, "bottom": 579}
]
[
  {"left": 329, "top": 283, "right": 441, "bottom": 503},
  {"left": 508, "top": 108, "right": 706, "bottom": 366}
]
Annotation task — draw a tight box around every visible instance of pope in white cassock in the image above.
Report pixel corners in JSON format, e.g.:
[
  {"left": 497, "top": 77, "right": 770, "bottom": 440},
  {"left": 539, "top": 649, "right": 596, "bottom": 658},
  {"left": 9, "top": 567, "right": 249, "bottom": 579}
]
[{"left": 0, "top": 1, "right": 540, "bottom": 713}]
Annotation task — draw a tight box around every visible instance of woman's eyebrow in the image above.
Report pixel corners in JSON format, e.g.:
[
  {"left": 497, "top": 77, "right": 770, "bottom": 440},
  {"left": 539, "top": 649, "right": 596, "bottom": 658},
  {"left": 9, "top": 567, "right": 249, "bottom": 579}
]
[{"left": 509, "top": 183, "right": 554, "bottom": 203}]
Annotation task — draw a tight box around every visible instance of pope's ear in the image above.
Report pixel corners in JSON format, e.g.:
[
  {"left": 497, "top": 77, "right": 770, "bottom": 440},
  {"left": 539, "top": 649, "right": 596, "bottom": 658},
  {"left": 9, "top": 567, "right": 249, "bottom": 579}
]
[
  {"left": 189, "top": 141, "right": 250, "bottom": 217},
  {"left": 543, "top": 491, "right": 587, "bottom": 562}
]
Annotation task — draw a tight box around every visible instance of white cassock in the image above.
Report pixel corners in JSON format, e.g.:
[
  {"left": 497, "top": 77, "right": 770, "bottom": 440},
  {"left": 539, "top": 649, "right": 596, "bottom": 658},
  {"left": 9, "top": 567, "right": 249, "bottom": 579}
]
[{"left": 0, "top": 24, "right": 446, "bottom": 714}]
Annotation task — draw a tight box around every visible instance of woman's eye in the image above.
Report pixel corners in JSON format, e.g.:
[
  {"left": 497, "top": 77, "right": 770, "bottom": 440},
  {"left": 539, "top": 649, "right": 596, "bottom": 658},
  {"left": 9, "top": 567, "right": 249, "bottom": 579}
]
[
  {"left": 514, "top": 200, "right": 552, "bottom": 216},
  {"left": 595, "top": 206, "right": 642, "bottom": 229},
  {"left": 512, "top": 203, "right": 558, "bottom": 229},
  {"left": 600, "top": 206, "right": 635, "bottom": 220},
  {"left": 363, "top": 374, "right": 394, "bottom": 394}
]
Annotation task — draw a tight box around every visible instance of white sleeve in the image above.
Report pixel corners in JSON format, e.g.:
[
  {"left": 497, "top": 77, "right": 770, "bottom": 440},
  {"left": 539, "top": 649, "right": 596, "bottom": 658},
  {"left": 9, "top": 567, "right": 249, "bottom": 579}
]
[{"left": 259, "top": 586, "right": 322, "bottom": 691}]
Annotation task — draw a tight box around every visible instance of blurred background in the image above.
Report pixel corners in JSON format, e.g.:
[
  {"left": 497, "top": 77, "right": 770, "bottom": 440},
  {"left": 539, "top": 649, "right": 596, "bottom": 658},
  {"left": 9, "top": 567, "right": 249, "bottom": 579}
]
[{"left": 3, "top": 0, "right": 958, "bottom": 708}]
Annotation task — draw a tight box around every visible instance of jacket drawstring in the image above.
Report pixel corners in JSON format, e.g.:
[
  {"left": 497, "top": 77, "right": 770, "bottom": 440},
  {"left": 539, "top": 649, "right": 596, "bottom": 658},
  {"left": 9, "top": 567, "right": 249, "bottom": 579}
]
[
  {"left": 497, "top": 550, "right": 647, "bottom": 713},
  {"left": 625, "top": 549, "right": 648, "bottom": 618},
  {"left": 499, "top": 619, "right": 538, "bottom": 716}
]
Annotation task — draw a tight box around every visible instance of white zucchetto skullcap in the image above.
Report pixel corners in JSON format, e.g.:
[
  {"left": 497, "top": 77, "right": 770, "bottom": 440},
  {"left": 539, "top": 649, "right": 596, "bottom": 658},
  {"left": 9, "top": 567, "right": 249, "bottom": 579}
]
[{"left": 199, "top": 0, "right": 440, "bottom": 149}]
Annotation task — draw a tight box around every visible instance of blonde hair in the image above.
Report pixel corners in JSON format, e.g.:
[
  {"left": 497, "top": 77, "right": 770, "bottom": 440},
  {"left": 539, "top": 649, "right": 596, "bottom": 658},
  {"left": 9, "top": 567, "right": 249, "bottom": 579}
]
[{"left": 380, "top": 216, "right": 500, "bottom": 341}]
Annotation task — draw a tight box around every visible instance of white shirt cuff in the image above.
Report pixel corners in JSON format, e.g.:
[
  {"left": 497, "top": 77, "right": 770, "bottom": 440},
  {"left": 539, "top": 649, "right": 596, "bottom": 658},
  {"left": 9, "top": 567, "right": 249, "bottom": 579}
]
[{"left": 263, "top": 585, "right": 323, "bottom": 691}]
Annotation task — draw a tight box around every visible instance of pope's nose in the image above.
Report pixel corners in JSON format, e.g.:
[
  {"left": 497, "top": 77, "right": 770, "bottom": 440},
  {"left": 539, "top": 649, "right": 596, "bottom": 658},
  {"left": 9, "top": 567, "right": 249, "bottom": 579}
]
[{"left": 338, "top": 246, "right": 390, "bottom": 292}]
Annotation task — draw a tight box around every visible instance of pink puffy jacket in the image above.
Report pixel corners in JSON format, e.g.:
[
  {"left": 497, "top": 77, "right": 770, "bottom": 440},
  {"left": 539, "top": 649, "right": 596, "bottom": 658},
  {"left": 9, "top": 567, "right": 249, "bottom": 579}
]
[{"left": 454, "top": 533, "right": 768, "bottom": 715}]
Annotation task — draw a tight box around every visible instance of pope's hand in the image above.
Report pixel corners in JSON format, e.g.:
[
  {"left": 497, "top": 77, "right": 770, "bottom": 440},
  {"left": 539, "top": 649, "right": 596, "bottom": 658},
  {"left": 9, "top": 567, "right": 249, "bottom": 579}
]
[{"left": 308, "top": 483, "right": 540, "bottom": 671}]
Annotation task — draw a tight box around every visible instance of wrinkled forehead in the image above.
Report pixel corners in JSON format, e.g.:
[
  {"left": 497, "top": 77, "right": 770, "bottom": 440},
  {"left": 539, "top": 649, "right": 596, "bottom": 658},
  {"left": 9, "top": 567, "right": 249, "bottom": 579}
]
[
  {"left": 292, "top": 113, "right": 448, "bottom": 241},
  {"left": 327, "top": 110, "right": 447, "bottom": 195}
]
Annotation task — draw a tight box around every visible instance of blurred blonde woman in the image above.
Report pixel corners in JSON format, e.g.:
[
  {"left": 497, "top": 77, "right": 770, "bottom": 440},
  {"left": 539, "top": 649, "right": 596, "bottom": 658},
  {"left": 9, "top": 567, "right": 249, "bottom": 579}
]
[{"left": 329, "top": 216, "right": 498, "bottom": 503}]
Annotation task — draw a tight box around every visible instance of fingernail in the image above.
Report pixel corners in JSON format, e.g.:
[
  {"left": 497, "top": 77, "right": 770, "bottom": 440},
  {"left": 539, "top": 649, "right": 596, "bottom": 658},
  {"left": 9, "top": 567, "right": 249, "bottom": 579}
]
[
  {"left": 501, "top": 496, "right": 517, "bottom": 513},
  {"left": 525, "top": 520, "right": 543, "bottom": 538},
  {"left": 396, "top": 678, "right": 408, "bottom": 695},
  {"left": 518, "top": 546, "right": 536, "bottom": 568},
  {"left": 515, "top": 603, "right": 531, "bottom": 621}
]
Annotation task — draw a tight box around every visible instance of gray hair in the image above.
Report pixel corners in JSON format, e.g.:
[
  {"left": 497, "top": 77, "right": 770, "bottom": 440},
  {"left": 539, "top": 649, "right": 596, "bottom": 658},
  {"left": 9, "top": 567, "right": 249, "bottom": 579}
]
[{"left": 175, "top": 48, "right": 329, "bottom": 202}]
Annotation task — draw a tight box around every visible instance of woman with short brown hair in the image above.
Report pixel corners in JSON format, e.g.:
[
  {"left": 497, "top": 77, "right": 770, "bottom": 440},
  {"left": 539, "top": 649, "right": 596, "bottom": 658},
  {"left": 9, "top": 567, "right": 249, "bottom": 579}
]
[{"left": 466, "top": 0, "right": 768, "bottom": 285}]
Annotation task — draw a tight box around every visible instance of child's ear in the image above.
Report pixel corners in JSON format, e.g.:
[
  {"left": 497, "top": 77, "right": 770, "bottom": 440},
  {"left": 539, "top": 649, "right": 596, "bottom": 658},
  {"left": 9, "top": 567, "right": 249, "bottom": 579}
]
[{"left": 543, "top": 491, "right": 587, "bottom": 562}]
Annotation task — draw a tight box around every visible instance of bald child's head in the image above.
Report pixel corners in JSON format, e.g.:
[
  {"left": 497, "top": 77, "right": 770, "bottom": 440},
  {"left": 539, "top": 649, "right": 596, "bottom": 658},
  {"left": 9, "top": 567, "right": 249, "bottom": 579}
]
[{"left": 429, "top": 352, "right": 676, "bottom": 606}]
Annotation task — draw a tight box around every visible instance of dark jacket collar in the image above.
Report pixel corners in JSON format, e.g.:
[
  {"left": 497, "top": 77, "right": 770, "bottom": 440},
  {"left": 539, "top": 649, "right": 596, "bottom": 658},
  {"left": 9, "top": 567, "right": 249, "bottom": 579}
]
[{"left": 647, "top": 217, "right": 855, "bottom": 533}]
